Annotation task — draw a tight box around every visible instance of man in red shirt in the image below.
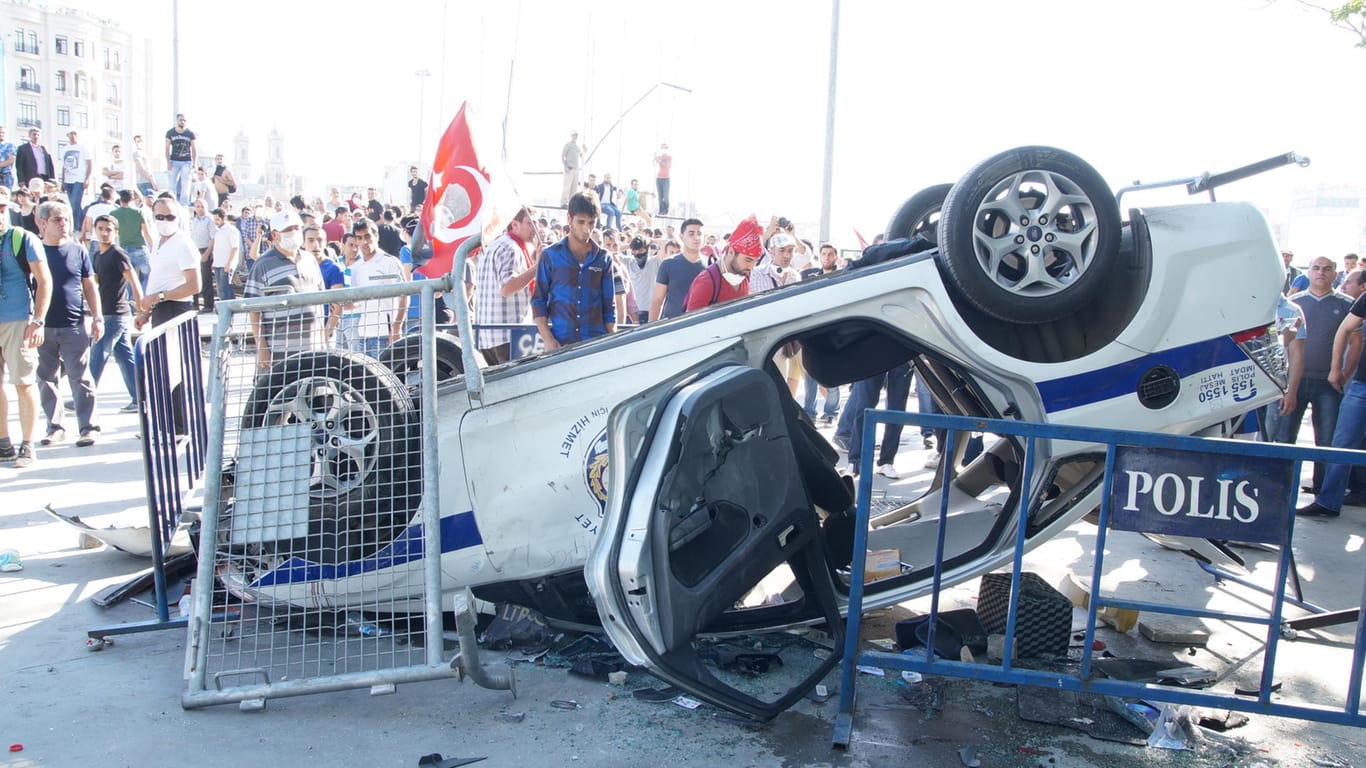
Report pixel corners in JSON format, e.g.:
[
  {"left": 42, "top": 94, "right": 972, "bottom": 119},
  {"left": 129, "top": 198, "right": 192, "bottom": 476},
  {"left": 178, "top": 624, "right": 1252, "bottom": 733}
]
[{"left": 683, "top": 215, "right": 762, "bottom": 312}]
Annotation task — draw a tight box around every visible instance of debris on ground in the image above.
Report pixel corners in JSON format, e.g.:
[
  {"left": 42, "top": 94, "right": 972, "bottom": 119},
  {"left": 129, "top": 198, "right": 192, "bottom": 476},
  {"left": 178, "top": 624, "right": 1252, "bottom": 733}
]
[
  {"left": 958, "top": 745, "right": 981, "bottom": 767},
  {"left": 0, "top": 549, "right": 23, "bottom": 572},
  {"left": 479, "top": 603, "right": 556, "bottom": 651},
  {"left": 494, "top": 711, "right": 525, "bottom": 724},
  {"left": 416, "top": 753, "right": 487, "bottom": 767},
  {"left": 632, "top": 686, "right": 681, "bottom": 703}
]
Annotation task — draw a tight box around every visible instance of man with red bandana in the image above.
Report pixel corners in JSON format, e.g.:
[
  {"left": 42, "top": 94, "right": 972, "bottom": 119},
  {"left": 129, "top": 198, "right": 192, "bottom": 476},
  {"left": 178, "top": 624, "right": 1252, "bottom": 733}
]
[{"left": 683, "top": 215, "right": 762, "bottom": 312}]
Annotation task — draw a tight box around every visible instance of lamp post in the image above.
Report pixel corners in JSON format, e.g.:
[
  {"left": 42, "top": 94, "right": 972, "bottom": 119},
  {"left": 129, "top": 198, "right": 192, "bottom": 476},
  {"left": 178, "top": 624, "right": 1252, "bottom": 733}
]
[{"left": 415, "top": 68, "right": 432, "bottom": 163}]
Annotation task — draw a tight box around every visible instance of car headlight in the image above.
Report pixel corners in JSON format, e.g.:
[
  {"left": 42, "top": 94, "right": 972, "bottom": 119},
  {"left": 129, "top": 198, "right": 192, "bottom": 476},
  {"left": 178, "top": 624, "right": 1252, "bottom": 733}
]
[{"left": 1232, "top": 325, "right": 1288, "bottom": 392}]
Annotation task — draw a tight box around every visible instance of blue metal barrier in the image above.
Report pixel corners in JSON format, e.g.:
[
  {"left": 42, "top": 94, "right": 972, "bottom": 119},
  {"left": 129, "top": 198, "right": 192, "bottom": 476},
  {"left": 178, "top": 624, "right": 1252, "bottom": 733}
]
[
  {"left": 88, "top": 310, "right": 207, "bottom": 639},
  {"left": 833, "top": 410, "right": 1366, "bottom": 747}
]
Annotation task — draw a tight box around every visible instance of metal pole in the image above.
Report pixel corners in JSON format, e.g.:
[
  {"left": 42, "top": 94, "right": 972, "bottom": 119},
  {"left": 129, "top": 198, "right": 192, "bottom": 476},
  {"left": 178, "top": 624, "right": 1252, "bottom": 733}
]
[
  {"left": 416, "top": 69, "right": 431, "bottom": 164},
  {"left": 819, "top": 0, "right": 840, "bottom": 243},
  {"left": 171, "top": 0, "right": 180, "bottom": 118}
]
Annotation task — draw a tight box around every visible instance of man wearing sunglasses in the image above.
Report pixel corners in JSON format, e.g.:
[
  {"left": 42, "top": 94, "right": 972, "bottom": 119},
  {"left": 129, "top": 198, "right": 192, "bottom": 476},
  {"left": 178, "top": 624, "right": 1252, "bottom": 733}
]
[{"left": 137, "top": 198, "right": 201, "bottom": 328}]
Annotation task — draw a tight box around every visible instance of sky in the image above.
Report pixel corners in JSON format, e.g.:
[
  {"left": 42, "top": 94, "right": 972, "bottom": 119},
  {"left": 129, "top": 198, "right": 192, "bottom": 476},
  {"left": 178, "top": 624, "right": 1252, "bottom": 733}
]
[{"left": 59, "top": 0, "right": 1366, "bottom": 245}]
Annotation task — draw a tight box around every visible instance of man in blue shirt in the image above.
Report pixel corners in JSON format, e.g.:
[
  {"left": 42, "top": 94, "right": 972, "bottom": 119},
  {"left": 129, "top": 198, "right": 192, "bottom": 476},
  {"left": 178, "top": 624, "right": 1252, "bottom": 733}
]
[
  {"left": 0, "top": 186, "right": 52, "bottom": 467},
  {"left": 532, "top": 192, "right": 615, "bottom": 350}
]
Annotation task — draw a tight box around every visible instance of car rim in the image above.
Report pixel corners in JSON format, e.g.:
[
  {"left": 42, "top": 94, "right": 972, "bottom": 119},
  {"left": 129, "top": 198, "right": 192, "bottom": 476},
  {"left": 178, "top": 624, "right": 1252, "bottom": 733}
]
[
  {"left": 262, "top": 375, "right": 380, "bottom": 498},
  {"left": 971, "top": 169, "right": 1099, "bottom": 298}
]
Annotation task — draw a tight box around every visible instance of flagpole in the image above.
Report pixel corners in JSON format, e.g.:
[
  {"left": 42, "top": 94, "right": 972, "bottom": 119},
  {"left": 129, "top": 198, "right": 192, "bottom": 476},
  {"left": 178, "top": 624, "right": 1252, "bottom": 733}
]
[{"left": 819, "top": 0, "right": 841, "bottom": 244}]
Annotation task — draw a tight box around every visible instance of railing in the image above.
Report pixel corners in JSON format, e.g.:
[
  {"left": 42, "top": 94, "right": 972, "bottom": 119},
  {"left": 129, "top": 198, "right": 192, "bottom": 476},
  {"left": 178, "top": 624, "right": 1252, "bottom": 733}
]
[
  {"left": 16, "top": 117, "right": 41, "bottom": 129},
  {"left": 16, "top": 81, "right": 40, "bottom": 93},
  {"left": 14, "top": 42, "right": 39, "bottom": 55}
]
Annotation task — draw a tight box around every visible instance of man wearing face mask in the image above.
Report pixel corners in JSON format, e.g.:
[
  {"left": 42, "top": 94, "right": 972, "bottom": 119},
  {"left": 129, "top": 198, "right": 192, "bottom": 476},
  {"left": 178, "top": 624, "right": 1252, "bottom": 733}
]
[
  {"left": 622, "top": 235, "right": 660, "bottom": 325},
  {"left": 137, "top": 198, "right": 201, "bottom": 329},
  {"left": 242, "top": 210, "right": 325, "bottom": 370},
  {"left": 683, "top": 215, "right": 761, "bottom": 312}
]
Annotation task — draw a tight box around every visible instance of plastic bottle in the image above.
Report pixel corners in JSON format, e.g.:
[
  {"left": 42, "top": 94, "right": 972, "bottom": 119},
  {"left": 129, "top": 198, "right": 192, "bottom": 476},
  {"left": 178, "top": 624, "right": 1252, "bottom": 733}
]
[{"left": 344, "top": 612, "right": 387, "bottom": 637}]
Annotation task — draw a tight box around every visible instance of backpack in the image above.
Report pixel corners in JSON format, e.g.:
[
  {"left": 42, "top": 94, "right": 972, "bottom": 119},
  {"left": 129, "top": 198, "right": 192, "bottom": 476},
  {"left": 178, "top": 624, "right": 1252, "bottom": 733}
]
[
  {"left": 704, "top": 263, "right": 722, "bottom": 306},
  {"left": 4, "top": 228, "right": 34, "bottom": 298}
]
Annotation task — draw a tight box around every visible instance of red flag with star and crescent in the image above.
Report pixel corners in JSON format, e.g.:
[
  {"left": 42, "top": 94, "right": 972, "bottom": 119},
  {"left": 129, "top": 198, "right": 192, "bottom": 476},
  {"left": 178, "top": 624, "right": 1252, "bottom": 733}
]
[{"left": 416, "top": 102, "right": 501, "bottom": 278}]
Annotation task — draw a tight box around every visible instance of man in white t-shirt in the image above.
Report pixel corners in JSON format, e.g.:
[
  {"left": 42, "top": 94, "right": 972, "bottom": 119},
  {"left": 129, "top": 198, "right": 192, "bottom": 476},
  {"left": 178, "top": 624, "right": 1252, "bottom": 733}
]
[
  {"left": 346, "top": 218, "right": 407, "bottom": 357},
  {"left": 209, "top": 207, "right": 242, "bottom": 302},
  {"left": 101, "top": 143, "right": 129, "bottom": 189},
  {"left": 60, "top": 130, "right": 92, "bottom": 232},
  {"left": 137, "top": 197, "right": 202, "bottom": 328}
]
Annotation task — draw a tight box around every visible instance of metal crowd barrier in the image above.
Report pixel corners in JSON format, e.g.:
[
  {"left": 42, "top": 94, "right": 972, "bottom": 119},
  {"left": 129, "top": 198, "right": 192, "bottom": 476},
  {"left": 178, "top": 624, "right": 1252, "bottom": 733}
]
[
  {"left": 87, "top": 309, "right": 207, "bottom": 641},
  {"left": 182, "top": 238, "right": 512, "bottom": 710},
  {"left": 834, "top": 411, "right": 1366, "bottom": 748}
]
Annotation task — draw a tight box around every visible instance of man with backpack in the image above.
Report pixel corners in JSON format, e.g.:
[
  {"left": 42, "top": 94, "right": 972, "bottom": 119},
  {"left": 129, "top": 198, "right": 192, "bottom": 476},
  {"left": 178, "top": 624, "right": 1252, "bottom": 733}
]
[
  {"left": 682, "top": 215, "right": 761, "bottom": 312},
  {"left": 0, "top": 186, "right": 52, "bottom": 467}
]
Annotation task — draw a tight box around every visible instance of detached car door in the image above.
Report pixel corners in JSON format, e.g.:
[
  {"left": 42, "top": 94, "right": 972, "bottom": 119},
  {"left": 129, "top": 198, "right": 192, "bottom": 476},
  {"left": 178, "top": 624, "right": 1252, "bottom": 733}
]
[{"left": 586, "top": 365, "right": 846, "bottom": 721}]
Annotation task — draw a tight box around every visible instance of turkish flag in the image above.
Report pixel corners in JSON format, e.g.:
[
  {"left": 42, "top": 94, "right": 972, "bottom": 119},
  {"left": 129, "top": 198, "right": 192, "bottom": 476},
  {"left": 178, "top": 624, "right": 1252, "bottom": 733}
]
[{"left": 416, "top": 103, "right": 507, "bottom": 279}]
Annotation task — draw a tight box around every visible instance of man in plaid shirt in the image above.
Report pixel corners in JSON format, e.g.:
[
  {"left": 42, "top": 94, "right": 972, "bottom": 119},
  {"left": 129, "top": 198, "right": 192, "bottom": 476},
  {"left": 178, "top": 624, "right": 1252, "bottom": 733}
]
[{"left": 474, "top": 206, "right": 538, "bottom": 365}]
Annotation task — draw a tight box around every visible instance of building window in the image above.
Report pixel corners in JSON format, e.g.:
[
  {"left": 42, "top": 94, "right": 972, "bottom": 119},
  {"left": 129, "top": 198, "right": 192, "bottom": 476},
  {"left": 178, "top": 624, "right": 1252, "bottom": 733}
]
[
  {"left": 18, "top": 66, "right": 39, "bottom": 93},
  {"left": 73, "top": 39, "right": 84, "bottom": 58},
  {"left": 106, "top": 113, "right": 120, "bottom": 139},
  {"left": 76, "top": 110, "right": 88, "bottom": 129},
  {"left": 112, "top": 49, "right": 120, "bottom": 70},
  {"left": 74, "top": 73, "right": 88, "bottom": 99},
  {"left": 18, "top": 101, "right": 39, "bottom": 128},
  {"left": 54, "top": 70, "right": 66, "bottom": 92},
  {"left": 13, "top": 28, "right": 39, "bottom": 54},
  {"left": 55, "top": 35, "right": 67, "bottom": 55},
  {"left": 106, "top": 82, "right": 120, "bottom": 106},
  {"left": 57, "top": 107, "right": 70, "bottom": 126}
]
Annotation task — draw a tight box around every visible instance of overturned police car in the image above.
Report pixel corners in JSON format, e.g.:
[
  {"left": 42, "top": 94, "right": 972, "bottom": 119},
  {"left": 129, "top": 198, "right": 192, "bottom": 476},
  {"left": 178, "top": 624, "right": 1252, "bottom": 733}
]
[{"left": 209, "top": 146, "right": 1294, "bottom": 719}]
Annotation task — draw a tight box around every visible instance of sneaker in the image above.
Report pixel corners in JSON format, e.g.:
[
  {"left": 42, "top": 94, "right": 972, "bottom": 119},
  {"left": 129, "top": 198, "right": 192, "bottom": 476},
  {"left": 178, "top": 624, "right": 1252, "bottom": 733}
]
[
  {"left": 831, "top": 434, "right": 850, "bottom": 453},
  {"left": 120, "top": 402, "right": 139, "bottom": 413},
  {"left": 0, "top": 443, "right": 14, "bottom": 461},
  {"left": 63, "top": 400, "right": 76, "bottom": 413},
  {"left": 922, "top": 436, "right": 934, "bottom": 450},
  {"left": 76, "top": 430, "right": 98, "bottom": 448},
  {"left": 1296, "top": 502, "right": 1340, "bottom": 519},
  {"left": 923, "top": 452, "right": 941, "bottom": 470},
  {"left": 14, "top": 443, "right": 35, "bottom": 468},
  {"left": 847, "top": 462, "right": 860, "bottom": 477},
  {"left": 876, "top": 463, "right": 901, "bottom": 480},
  {"left": 40, "top": 428, "right": 66, "bottom": 446}
]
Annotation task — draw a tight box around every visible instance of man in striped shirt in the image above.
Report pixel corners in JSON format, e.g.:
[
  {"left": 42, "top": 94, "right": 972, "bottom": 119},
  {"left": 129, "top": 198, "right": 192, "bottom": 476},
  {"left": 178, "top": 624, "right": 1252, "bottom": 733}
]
[
  {"left": 475, "top": 206, "right": 538, "bottom": 365},
  {"left": 243, "top": 210, "right": 324, "bottom": 370}
]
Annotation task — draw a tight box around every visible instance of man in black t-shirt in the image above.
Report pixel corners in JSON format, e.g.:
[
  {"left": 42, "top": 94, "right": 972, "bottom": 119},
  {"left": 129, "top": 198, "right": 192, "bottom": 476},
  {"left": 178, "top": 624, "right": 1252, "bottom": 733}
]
[
  {"left": 408, "top": 167, "right": 427, "bottom": 209},
  {"left": 164, "top": 113, "right": 197, "bottom": 206},
  {"left": 1298, "top": 291, "right": 1366, "bottom": 518},
  {"left": 89, "top": 214, "right": 142, "bottom": 410}
]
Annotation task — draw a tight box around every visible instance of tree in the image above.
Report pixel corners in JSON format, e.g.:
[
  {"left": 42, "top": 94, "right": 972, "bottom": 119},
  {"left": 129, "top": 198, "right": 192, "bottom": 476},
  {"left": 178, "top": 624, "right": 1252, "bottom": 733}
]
[{"left": 1296, "top": 0, "right": 1366, "bottom": 46}]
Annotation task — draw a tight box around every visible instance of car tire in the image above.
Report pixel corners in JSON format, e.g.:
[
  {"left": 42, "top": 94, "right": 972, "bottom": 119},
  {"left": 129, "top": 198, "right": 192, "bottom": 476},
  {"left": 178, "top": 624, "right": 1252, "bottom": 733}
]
[
  {"left": 885, "top": 183, "right": 953, "bottom": 246},
  {"left": 377, "top": 330, "right": 465, "bottom": 389},
  {"left": 938, "top": 146, "right": 1121, "bottom": 324},
  {"left": 242, "top": 350, "right": 414, "bottom": 506}
]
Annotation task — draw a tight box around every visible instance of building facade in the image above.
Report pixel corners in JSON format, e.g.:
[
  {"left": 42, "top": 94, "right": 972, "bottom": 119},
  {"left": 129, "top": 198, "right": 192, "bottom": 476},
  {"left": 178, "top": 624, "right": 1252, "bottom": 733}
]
[{"left": 2, "top": 0, "right": 157, "bottom": 179}]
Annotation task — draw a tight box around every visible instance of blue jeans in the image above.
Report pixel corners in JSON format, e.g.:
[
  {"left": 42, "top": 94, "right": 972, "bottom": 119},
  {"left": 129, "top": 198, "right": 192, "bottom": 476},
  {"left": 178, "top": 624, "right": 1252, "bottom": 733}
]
[
  {"left": 170, "top": 160, "right": 193, "bottom": 205},
  {"left": 802, "top": 375, "right": 840, "bottom": 420},
  {"left": 656, "top": 178, "right": 670, "bottom": 215},
  {"left": 89, "top": 314, "right": 136, "bottom": 402},
  {"left": 126, "top": 246, "right": 150, "bottom": 290},
  {"left": 1313, "top": 378, "right": 1366, "bottom": 511},
  {"left": 359, "top": 336, "right": 388, "bottom": 358},
  {"left": 915, "top": 370, "right": 936, "bottom": 439},
  {"left": 601, "top": 203, "right": 622, "bottom": 231},
  {"left": 137, "top": 181, "right": 155, "bottom": 197},
  {"left": 65, "top": 182, "right": 86, "bottom": 230},
  {"left": 214, "top": 266, "right": 235, "bottom": 301},
  {"left": 1277, "top": 376, "right": 1342, "bottom": 490},
  {"left": 844, "top": 362, "right": 911, "bottom": 469}
]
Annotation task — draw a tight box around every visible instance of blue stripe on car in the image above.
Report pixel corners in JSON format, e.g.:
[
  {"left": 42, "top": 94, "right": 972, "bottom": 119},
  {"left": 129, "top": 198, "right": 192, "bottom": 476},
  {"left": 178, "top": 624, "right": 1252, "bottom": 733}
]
[
  {"left": 1036, "top": 336, "right": 1245, "bottom": 413},
  {"left": 251, "top": 510, "right": 483, "bottom": 587}
]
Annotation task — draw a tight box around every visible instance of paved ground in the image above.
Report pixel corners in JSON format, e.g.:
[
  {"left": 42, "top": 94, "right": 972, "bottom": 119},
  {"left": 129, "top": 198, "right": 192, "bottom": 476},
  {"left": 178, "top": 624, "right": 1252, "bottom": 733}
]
[{"left": 3, "top": 370, "right": 1365, "bottom": 767}]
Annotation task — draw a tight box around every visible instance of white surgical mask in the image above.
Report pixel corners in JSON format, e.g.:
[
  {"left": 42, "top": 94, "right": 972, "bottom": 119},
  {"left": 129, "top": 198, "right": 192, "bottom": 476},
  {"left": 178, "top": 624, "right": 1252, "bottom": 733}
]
[
  {"left": 277, "top": 231, "right": 302, "bottom": 252},
  {"left": 720, "top": 270, "right": 745, "bottom": 287},
  {"left": 155, "top": 220, "right": 178, "bottom": 237}
]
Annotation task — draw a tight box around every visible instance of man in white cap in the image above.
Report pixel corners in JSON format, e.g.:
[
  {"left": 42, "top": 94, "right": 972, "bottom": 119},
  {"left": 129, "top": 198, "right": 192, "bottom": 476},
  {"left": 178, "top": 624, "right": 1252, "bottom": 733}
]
[
  {"left": 748, "top": 232, "right": 803, "bottom": 294},
  {"left": 242, "top": 209, "right": 325, "bottom": 370}
]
